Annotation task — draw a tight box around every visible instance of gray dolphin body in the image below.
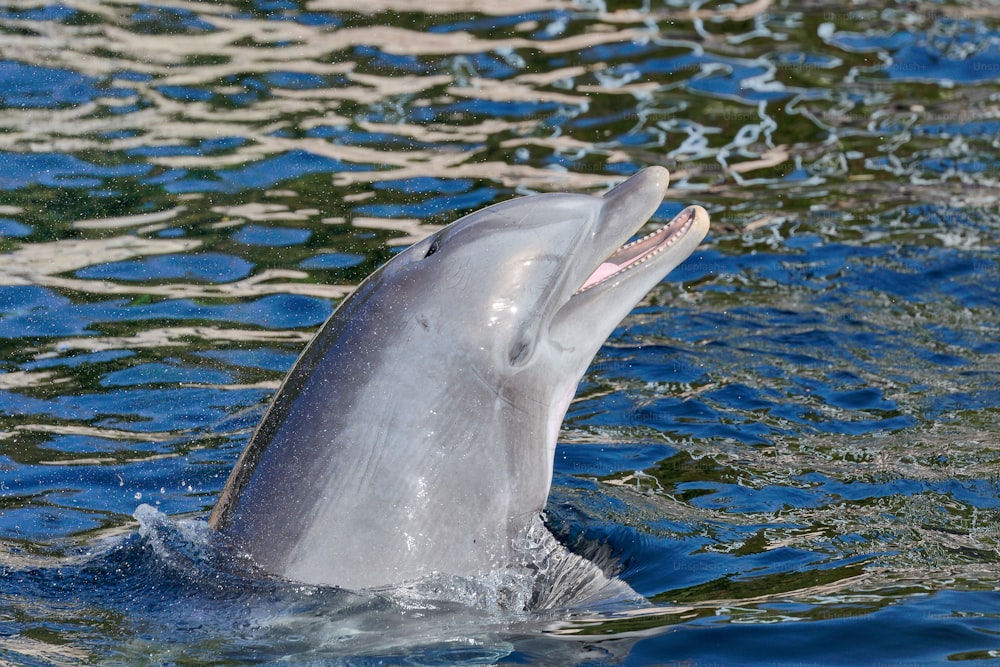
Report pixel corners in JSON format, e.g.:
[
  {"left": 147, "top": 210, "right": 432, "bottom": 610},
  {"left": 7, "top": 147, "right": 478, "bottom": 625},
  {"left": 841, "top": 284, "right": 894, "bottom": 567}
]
[{"left": 209, "top": 167, "right": 709, "bottom": 592}]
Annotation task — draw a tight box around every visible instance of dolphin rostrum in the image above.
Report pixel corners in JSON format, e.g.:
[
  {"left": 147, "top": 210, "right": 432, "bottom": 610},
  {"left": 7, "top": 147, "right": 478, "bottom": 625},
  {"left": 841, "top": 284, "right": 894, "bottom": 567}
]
[{"left": 209, "top": 167, "right": 710, "bottom": 593}]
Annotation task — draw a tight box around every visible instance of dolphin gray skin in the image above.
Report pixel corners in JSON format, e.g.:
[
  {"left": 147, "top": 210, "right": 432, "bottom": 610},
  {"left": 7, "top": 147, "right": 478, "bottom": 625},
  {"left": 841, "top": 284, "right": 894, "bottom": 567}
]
[{"left": 209, "top": 166, "right": 710, "bottom": 593}]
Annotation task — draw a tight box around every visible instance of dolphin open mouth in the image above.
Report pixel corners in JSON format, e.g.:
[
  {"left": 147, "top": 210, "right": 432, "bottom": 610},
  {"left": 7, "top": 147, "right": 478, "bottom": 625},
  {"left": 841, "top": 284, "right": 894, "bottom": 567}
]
[{"left": 574, "top": 206, "right": 702, "bottom": 295}]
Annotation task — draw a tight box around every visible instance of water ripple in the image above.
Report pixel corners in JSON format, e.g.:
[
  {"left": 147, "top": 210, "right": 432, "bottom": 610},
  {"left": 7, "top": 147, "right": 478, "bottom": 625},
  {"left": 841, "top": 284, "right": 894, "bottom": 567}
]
[{"left": 0, "top": 1, "right": 998, "bottom": 664}]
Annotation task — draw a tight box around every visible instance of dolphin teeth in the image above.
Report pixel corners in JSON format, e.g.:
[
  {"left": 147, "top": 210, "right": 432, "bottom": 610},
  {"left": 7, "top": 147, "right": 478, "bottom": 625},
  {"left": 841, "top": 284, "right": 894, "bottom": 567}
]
[{"left": 574, "top": 209, "right": 696, "bottom": 295}]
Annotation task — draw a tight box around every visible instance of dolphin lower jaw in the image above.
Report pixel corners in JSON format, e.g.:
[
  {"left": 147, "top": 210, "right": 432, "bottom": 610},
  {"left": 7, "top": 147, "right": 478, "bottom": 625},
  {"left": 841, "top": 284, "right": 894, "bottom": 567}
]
[
  {"left": 545, "top": 200, "right": 709, "bottom": 381},
  {"left": 552, "top": 204, "right": 710, "bottom": 335}
]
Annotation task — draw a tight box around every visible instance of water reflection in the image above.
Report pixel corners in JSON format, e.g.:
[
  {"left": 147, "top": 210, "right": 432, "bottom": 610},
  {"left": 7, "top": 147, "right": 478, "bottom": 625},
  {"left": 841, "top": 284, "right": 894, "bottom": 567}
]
[{"left": 0, "top": 0, "right": 998, "bottom": 664}]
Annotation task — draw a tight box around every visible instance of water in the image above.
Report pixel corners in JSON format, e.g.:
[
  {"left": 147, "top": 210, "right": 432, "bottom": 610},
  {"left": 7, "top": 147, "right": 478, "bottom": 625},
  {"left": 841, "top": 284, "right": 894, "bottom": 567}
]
[{"left": 1, "top": 0, "right": 998, "bottom": 664}]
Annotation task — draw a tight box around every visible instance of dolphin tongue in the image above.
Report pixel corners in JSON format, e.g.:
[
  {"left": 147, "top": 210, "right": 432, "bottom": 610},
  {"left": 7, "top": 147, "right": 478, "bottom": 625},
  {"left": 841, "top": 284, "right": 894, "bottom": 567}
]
[
  {"left": 578, "top": 262, "right": 620, "bottom": 292},
  {"left": 574, "top": 218, "right": 681, "bottom": 295}
]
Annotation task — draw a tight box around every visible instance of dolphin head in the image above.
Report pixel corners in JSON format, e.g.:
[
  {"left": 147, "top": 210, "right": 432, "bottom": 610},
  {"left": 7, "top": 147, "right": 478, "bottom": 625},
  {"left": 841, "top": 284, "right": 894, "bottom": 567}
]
[
  {"left": 211, "top": 167, "right": 709, "bottom": 590},
  {"left": 375, "top": 166, "right": 708, "bottom": 374}
]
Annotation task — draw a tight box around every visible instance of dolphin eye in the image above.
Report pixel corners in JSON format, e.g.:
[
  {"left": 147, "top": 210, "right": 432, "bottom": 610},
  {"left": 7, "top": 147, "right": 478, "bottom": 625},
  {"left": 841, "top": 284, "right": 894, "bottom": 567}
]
[{"left": 424, "top": 239, "right": 440, "bottom": 258}]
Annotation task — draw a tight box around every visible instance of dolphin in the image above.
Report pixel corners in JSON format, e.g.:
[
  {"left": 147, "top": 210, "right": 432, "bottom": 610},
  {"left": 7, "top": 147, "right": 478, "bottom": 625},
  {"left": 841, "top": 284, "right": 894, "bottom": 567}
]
[{"left": 209, "top": 166, "right": 710, "bottom": 594}]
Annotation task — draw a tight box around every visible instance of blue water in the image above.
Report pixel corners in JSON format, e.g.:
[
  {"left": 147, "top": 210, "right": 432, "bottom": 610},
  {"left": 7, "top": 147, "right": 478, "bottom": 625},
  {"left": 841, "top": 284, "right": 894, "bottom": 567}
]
[{"left": 1, "top": 1, "right": 999, "bottom": 664}]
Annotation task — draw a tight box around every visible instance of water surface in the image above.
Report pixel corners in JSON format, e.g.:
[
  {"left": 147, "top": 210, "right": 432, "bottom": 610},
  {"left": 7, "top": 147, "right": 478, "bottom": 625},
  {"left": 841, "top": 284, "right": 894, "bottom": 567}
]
[{"left": 1, "top": 0, "right": 999, "bottom": 664}]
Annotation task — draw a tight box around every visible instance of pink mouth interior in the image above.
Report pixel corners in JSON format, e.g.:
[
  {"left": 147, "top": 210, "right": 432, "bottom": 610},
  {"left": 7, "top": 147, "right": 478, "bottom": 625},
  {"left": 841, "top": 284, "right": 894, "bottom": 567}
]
[
  {"left": 579, "top": 262, "right": 622, "bottom": 292},
  {"left": 575, "top": 209, "right": 695, "bottom": 295}
]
